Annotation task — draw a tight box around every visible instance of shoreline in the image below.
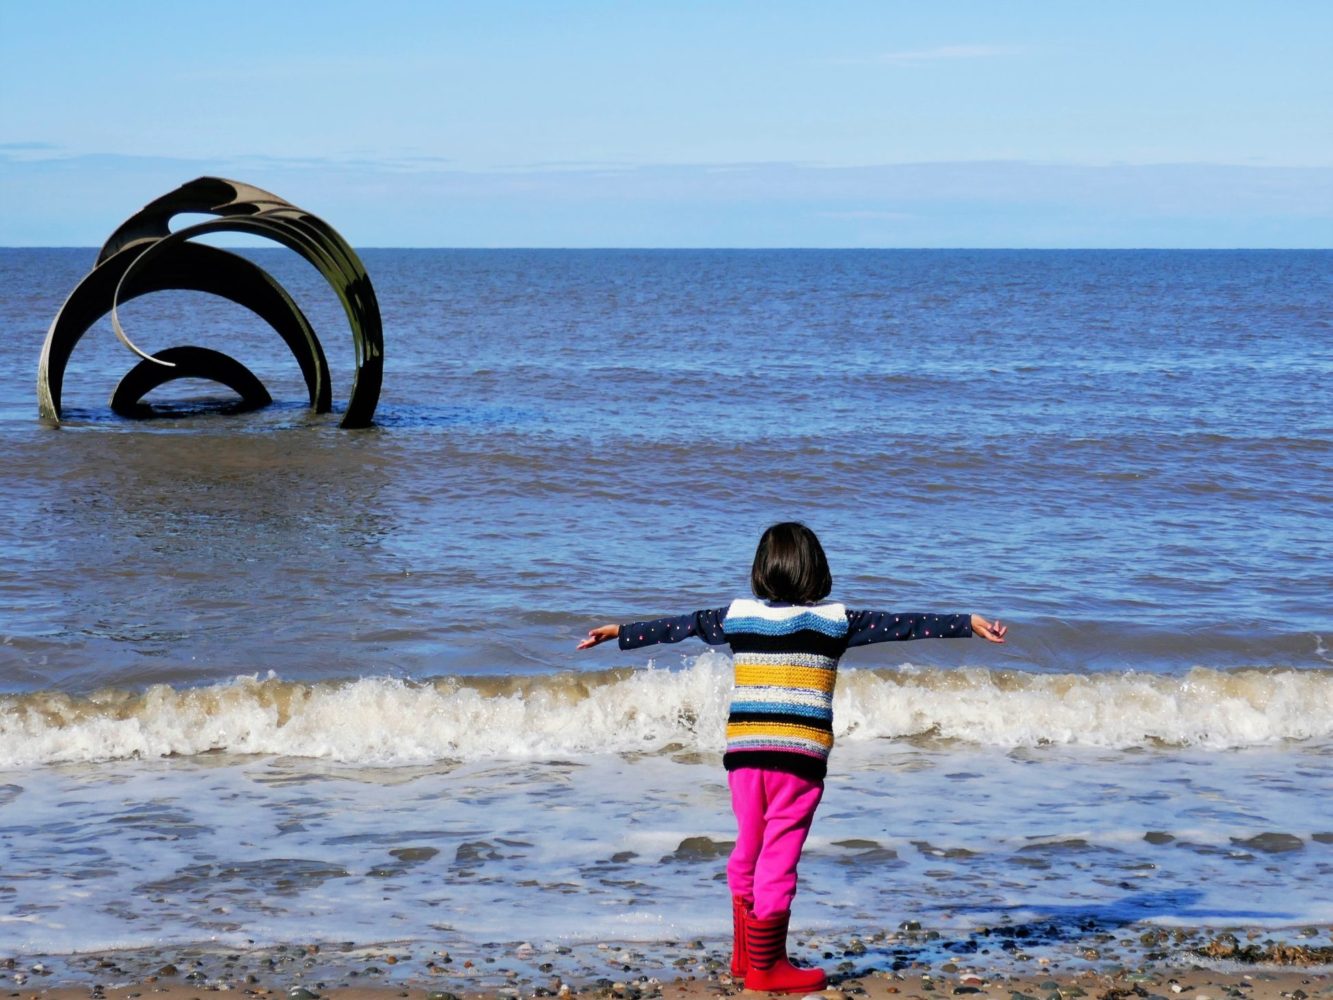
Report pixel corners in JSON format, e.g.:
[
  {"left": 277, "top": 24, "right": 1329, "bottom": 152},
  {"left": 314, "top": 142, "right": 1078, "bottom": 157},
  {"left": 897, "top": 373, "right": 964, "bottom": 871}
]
[
  {"left": 16, "top": 970, "right": 1333, "bottom": 1000},
  {"left": 8, "top": 924, "right": 1331, "bottom": 999}
]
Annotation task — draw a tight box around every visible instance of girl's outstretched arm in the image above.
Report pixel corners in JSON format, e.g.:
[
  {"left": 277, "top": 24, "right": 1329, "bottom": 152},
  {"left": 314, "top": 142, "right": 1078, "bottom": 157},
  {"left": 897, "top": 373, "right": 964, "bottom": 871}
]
[
  {"left": 845, "top": 610, "right": 1007, "bottom": 645},
  {"left": 577, "top": 609, "right": 729, "bottom": 650},
  {"left": 577, "top": 624, "right": 619, "bottom": 650}
]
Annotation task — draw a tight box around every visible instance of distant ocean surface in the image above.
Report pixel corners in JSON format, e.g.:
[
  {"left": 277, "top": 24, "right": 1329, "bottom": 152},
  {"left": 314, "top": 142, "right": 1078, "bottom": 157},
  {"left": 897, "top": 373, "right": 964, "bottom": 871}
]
[{"left": 0, "top": 249, "right": 1330, "bottom": 965}]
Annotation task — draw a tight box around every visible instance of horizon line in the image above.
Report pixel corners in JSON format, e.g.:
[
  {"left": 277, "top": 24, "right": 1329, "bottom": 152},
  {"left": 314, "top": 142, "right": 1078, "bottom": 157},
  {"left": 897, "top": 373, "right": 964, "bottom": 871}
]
[{"left": 3, "top": 244, "right": 1330, "bottom": 252}]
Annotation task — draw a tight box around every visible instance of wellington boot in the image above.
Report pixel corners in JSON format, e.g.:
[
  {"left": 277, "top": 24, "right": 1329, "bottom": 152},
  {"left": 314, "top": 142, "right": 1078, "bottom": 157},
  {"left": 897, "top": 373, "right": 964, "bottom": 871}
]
[
  {"left": 743, "top": 909, "right": 827, "bottom": 994},
  {"left": 730, "top": 895, "right": 751, "bottom": 977}
]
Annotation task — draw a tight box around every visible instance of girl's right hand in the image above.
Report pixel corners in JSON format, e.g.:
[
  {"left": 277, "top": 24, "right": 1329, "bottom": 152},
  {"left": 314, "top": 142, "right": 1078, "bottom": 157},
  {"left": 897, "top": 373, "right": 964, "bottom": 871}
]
[
  {"left": 577, "top": 624, "right": 619, "bottom": 650},
  {"left": 971, "top": 615, "right": 1007, "bottom": 643}
]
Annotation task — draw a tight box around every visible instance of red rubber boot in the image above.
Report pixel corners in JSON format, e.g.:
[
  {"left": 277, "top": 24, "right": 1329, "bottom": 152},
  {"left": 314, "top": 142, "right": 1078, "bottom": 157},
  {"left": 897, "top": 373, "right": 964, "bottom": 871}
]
[
  {"left": 743, "top": 909, "right": 827, "bottom": 994},
  {"left": 730, "top": 895, "right": 751, "bottom": 977}
]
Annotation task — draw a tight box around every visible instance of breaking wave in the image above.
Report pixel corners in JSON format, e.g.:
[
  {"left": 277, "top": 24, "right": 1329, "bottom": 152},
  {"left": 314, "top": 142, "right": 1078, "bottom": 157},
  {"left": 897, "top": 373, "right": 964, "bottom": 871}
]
[{"left": 2, "top": 652, "right": 1330, "bottom": 768}]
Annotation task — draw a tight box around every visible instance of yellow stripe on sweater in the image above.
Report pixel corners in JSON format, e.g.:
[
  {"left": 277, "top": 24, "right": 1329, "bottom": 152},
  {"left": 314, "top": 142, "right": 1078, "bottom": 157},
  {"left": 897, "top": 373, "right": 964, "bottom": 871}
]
[
  {"left": 726, "top": 722, "right": 835, "bottom": 748},
  {"left": 733, "top": 663, "right": 836, "bottom": 692}
]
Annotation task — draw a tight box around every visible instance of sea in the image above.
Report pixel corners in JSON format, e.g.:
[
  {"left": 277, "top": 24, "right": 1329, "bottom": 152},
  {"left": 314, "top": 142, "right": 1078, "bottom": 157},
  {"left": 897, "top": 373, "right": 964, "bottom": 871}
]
[{"left": 0, "top": 247, "right": 1330, "bottom": 976}]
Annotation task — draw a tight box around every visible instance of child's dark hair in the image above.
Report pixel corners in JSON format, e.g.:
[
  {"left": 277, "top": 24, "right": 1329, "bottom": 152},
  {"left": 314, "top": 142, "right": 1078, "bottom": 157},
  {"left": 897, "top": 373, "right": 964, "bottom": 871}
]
[{"left": 750, "top": 522, "right": 833, "bottom": 604}]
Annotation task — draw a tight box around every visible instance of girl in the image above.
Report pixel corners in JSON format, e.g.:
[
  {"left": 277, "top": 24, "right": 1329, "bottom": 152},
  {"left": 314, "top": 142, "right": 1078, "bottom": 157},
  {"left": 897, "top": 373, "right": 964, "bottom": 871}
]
[{"left": 579, "top": 522, "right": 1006, "bottom": 993}]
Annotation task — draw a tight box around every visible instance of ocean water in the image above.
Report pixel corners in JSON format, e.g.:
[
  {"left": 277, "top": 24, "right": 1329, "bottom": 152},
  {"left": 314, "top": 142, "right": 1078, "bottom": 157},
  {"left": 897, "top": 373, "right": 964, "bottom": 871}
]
[{"left": 0, "top": 248, "right": 1330, "bottom": 969}]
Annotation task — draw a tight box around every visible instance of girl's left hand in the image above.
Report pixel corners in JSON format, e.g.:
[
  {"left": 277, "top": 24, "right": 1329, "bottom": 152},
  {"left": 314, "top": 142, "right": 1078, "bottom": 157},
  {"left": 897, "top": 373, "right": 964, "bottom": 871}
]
[
  {"left": 577, "top": 624, "right": 619, "bottom": 650},
  {"left": 971, "top": 615, "right": 1007, "bottom": 643}
]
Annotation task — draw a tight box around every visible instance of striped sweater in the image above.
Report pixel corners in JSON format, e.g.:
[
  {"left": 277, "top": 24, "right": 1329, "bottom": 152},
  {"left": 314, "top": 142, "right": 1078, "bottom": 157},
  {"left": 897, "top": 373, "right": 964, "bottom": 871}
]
[
  {"left": 618, "top": 599, "right": 972, "bottom": 779},
  {"left": 722, "top": 598, "right": 845, "bottom": 776}
]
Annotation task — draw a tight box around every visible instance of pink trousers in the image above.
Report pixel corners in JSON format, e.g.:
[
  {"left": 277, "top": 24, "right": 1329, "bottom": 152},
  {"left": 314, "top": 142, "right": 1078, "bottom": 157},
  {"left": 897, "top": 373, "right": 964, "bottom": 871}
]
[{"left": 726, "top": 767, "right": 824, "bottom": 919}]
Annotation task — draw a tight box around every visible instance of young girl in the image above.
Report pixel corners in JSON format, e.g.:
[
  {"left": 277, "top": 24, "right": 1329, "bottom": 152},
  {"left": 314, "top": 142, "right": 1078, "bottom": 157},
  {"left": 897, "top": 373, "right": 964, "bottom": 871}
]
[{"left": 578, "top": 522, "right": 1006, "bottom": 993}]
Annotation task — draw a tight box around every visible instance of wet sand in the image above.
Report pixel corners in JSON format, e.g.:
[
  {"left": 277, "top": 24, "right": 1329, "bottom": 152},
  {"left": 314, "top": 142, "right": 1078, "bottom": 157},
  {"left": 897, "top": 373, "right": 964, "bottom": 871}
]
[
  {"left": 9, "top": 926, "right": 1332, "bottom": 1000},
  {"left": 15, "top": 976, "right": 1333, "bottom": 1000},
  {"left": 16, "top": 967, "right": 1333, "bottom": 1000}
]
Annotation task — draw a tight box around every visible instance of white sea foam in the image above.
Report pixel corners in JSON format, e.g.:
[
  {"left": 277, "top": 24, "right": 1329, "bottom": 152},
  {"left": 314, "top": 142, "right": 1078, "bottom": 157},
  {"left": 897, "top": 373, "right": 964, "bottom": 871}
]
[
  {"left": 6, "top": 736, "right": 1332, "bottom": 960},
  {"left": 835, "top": 662, "right": 1333, "bottom": 749},
  {"left": 2, "top": 654, "right": 1330, "bottom": 768}
]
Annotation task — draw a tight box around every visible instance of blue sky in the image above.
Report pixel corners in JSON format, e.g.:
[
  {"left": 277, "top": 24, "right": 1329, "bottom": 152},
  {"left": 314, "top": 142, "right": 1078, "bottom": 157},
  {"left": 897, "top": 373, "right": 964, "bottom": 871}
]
[{"left": 2, "top": 1, "right": 1330, "bottom": 247}]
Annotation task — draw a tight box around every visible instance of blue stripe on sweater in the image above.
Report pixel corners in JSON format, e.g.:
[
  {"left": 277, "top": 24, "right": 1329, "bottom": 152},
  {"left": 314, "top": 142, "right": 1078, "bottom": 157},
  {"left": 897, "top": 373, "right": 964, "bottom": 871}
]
[
  {"left": 723, "top": 612, "right": 849, "bottom": 639},
  {"left": 730, "top": 700, "right": 830, "bottom": 718}
]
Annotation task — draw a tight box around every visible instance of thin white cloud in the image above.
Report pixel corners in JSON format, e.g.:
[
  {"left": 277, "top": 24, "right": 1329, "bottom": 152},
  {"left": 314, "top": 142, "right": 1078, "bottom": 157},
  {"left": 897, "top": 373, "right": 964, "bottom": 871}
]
[
  {"left": 4, "top": 153, "right": 1330, "bottom": 247},
  {"left": 817, "top": 210, "right": 917, "bottom": 221},
  {"left": 0, "top": 141, "right": 68, "bottom": 162},
  {"left": 872, "top": 44, "right": 1023, "bottom": 64}
]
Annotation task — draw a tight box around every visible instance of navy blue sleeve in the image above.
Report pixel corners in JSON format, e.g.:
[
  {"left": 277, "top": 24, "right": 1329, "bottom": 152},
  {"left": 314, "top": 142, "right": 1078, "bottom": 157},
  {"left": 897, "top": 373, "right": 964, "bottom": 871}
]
[
  {"left": 845, "top": 610, "right": 972, "bottom": 646},
  {"left": 618, "top": 609, "right": 729, "bottom": 650}
]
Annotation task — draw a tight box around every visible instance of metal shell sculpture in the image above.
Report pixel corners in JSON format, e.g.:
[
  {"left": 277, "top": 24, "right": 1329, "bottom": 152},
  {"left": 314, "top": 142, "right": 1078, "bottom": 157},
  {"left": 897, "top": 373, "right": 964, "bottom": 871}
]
[{"left": 37, "top": 177, "right": 382, "bottom": 428}]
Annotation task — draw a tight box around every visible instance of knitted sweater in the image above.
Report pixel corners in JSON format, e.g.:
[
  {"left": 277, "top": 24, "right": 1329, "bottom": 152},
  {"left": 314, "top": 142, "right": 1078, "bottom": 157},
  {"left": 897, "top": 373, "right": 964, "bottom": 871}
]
[{"left": 618, "top": 599, "right": 972, "bottom": 779}]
